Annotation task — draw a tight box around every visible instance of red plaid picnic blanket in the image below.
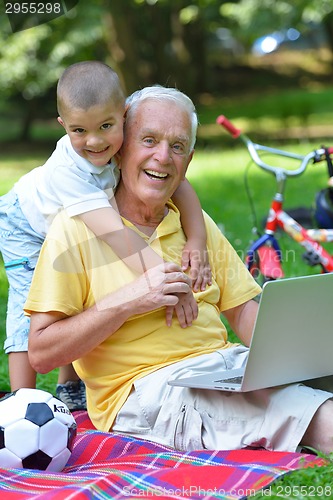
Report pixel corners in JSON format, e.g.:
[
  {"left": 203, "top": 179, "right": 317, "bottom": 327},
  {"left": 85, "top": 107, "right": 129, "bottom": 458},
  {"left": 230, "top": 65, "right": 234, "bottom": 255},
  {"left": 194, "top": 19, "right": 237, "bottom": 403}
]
[{"left": 0, "top": 410, "right": 326, "bottom": 499}]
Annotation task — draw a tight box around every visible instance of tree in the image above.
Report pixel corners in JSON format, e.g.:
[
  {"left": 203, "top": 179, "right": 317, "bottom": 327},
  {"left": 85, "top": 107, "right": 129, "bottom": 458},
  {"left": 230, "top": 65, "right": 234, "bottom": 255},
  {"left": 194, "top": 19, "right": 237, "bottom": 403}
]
[
  {"left": 0, "top": 1, "right": 108, "bottom": 139},
  {"left": 101, "top": 0, "right": 223, "bottom": 96},
  {"left": 0, "top": 0, "right": 226, "bottom": 107},
  {"left": 1, "top": 0, "right": 332, "bottom": 140}
]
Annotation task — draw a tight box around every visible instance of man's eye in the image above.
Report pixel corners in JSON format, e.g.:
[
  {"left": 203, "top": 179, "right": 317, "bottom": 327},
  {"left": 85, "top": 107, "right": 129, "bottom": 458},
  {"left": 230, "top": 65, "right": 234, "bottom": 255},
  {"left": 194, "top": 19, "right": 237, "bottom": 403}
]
[{"left": 173, "top": 143, "right": 184, "bottom": 153}]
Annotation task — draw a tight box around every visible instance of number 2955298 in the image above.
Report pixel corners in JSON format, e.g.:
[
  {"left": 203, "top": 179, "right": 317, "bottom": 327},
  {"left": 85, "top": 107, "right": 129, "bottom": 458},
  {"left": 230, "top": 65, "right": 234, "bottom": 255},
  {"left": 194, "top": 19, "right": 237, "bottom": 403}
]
[{"left": 5, "top": 3, "right": 62, "bottom": 15}]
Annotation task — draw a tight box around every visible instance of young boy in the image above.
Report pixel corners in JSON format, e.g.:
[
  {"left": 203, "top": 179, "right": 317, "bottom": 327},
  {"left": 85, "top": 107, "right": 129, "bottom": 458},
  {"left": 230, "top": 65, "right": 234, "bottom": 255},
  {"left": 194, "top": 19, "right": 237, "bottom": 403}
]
[{"left": 0, "top": 61, "right": 211, "bottom": 410}]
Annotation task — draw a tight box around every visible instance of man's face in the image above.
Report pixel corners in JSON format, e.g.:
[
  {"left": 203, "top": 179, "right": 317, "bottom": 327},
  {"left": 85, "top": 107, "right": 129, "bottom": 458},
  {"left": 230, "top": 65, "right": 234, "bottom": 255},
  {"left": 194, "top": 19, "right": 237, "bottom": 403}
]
[
  {"left": 119, "top": 99, "right": 193, "bottom": 205},
  {"left": 58, "top": 99, "right": 124, "bottom": 167}
]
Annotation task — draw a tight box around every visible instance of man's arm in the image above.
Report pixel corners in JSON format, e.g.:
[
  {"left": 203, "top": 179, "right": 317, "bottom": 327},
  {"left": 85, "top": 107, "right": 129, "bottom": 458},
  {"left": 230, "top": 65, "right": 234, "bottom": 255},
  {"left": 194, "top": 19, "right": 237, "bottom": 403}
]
[
  {"left": 28, "top": 263, "right": 192, "bottom": 374},
  {"left": 222, "top": 299, "right": 259, "bottom": 347}
]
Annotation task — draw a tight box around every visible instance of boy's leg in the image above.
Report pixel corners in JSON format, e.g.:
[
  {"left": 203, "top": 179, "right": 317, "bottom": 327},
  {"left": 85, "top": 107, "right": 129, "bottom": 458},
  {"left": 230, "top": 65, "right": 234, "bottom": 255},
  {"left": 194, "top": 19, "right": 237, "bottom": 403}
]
[
  {"left": 4, "top": 262, "right": 37, "bottom": 391},
  {"left": 56, "top": 364, "right": 86, "bottom": 411},
  {"left": 4, "top": 263, "right": 35, "bottom": 391},
  {"left": 57, "top": 363, "right": 80, "bottom": 384},
  {"left": 8, "top": 352, "right": 37, "bottom": 390},
  {"left": 0, "top": 190, "right": 44, "bottom": 391}
]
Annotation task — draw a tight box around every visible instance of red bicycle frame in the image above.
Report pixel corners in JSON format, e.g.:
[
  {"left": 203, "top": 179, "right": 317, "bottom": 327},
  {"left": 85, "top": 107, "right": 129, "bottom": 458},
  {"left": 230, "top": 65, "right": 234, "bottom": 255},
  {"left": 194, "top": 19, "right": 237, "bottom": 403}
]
[{"left": 217, "top": 115, "right": 333, "bottom": 279}]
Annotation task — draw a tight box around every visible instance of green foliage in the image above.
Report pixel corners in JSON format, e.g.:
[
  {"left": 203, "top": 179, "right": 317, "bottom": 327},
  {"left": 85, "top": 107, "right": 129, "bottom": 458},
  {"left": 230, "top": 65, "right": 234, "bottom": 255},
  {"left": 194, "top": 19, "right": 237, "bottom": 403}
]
[
  {"left": 0, "top": 2, "right": 106, "bottom": 98},
  {"left": 220, "top": 0, "right": 333, "bottom": 45},
  {"left": 0, "top": 0, "right": 332, "bottom": 132}
]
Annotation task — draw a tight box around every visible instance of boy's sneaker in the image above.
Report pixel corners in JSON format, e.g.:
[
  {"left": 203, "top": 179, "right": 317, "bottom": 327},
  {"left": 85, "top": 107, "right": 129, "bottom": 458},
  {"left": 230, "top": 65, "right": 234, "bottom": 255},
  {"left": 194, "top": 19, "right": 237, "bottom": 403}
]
[{"left": 56, "top": 380, "right": 86, "bottom": 411}]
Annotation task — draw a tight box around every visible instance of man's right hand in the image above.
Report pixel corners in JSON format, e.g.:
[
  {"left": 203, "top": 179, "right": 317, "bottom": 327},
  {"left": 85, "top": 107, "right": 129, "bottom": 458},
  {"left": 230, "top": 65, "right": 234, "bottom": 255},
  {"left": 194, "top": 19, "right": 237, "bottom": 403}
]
[
  {"left": 133, "top": 262, "right": 193, "bottom": 313},
  {"left": 97, "top": 262, "right": 192, "bottom": 315}
]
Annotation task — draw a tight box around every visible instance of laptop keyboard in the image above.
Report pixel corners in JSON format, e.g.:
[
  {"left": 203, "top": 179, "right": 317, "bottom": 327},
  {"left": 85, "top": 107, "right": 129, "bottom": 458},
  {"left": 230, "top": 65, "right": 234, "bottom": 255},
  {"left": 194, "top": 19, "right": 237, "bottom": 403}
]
[{"left": 214, "top": 376, "right": 243, "bottom": 384}]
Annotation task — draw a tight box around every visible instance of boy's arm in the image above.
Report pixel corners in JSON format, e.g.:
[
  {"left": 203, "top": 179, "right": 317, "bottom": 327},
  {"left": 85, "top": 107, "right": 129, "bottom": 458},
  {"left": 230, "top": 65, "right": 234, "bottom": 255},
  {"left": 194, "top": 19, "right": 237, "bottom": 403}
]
[
  {"left": 172, "top": 179, "right": 212, "bottom": 291},
  {"left": 78, "top": 206, "right": 198, "bottom": 328},
  {"left": 78, "top": 207, "right": 163, "bottom": 272}
]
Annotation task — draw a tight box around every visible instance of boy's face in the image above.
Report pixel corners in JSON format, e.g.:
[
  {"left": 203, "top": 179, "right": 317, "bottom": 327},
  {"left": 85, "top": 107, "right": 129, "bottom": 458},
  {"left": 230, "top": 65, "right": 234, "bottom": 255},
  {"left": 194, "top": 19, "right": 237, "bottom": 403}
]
[{"left": 58, "top": 99, "right": 124, "bottom": 167}]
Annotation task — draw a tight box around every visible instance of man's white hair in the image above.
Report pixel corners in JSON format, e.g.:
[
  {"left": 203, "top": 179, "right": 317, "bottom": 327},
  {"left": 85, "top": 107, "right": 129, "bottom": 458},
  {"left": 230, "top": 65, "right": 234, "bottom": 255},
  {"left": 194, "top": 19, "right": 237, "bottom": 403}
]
[{"left": 125, "top": 85, "right": 198, "bottom": 151}]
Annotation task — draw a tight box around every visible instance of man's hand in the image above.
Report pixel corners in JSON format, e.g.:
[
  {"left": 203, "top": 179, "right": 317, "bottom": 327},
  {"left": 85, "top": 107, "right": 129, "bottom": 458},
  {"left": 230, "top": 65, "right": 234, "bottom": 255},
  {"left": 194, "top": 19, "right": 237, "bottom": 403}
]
[{"left": 97, "top": 262, "right": 192, "bottom": 314}]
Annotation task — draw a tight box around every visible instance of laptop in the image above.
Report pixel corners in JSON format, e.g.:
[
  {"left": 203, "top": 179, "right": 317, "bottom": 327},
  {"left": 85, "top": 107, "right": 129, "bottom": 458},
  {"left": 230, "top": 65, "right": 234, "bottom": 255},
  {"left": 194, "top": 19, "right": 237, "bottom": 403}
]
[{"left": 168, "top": 273, "right": 333, "bottom": 392}]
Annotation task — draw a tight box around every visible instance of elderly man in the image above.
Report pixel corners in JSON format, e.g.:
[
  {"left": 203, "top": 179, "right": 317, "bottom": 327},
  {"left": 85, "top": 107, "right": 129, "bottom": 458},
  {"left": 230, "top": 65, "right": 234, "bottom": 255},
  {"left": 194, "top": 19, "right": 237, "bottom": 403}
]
[{"left": 26, "top": 86, "right": 333, "bottom": 453}]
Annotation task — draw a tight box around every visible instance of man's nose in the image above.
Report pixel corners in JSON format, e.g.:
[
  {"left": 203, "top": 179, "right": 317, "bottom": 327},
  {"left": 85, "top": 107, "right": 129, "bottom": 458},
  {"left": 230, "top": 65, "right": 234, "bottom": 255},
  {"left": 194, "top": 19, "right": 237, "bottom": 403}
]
[{"left": 155, "top": 142, "right": 171, "bottom": 164}]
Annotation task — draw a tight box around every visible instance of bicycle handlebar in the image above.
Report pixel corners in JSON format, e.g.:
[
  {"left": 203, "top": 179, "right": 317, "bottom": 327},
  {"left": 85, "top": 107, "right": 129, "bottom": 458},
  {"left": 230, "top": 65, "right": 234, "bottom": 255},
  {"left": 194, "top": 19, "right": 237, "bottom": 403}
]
[
  {"left": 216, "top": 115, "right": 241, "bottom": 139},
  {"left": 216, "top": 114, "right": 333, "bottom": 178}
]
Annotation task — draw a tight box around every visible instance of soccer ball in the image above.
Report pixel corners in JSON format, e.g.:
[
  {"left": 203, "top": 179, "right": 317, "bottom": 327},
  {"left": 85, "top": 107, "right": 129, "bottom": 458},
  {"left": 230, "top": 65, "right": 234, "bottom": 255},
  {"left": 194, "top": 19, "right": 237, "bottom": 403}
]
[{"left": 0, "top": 388, "right": 77, "bottom": 471}]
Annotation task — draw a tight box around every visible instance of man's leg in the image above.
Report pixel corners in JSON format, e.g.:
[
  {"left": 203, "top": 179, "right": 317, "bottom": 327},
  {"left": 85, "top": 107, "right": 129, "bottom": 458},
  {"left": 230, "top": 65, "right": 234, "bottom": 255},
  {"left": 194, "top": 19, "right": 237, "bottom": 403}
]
[{"left": 300, "top": 399, "right": 333, "bottom": 454}]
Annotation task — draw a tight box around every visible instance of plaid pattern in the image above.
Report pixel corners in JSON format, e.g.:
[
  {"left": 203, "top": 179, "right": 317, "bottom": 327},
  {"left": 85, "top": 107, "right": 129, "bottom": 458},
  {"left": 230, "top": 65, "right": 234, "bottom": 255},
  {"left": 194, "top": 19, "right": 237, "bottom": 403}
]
[{"left": 0, "top": 410, "right": 326, "bottom": 499}]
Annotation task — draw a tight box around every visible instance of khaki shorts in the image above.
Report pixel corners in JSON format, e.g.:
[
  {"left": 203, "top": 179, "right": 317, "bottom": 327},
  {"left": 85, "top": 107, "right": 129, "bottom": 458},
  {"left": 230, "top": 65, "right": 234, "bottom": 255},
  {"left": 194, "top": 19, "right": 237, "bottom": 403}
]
[{"left": 112, "top": 346, "right": 333, "bottom": 452}]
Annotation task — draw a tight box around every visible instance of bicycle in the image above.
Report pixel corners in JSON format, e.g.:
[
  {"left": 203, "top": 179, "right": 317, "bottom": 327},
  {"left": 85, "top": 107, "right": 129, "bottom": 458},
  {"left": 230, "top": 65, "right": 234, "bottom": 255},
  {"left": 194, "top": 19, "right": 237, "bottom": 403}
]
[{"left": 216, "top": 114, "right": 333, "bottom": 282}]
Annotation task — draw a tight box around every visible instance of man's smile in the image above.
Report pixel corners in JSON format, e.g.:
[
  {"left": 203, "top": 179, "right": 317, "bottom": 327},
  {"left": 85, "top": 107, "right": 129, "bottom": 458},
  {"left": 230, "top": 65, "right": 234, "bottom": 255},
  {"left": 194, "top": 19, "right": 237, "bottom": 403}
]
[{"left": 144, "top": 169, "right": 168, "bottom": 180}]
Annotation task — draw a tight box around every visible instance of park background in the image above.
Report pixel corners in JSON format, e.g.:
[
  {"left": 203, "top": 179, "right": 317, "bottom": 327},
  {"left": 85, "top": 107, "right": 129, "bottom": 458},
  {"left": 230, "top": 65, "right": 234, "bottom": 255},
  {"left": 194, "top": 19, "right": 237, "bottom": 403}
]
[{"left": 1, "top": 1, "right": 333, "bottom": 495}]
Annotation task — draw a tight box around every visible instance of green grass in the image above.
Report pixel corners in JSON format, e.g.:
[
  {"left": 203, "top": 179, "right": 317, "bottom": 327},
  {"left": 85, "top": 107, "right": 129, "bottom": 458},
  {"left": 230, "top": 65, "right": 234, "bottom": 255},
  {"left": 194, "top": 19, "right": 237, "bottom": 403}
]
[
  {"left": 197, "top": 87, "right": 333, "bottom": 126},
  {"left": 1, "top": 138, "right": 333, "bottom": 499}
]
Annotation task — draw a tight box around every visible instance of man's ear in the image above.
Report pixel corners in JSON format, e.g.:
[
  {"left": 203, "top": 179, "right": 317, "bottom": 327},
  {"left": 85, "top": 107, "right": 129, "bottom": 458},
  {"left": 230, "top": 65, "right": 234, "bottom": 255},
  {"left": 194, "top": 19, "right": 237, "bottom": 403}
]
[
  {"left": 114, "top": 151, "right": 122, "bottom": 168},
  {"left": 182, "top": 149, "right": 194, "bottom": 180}
]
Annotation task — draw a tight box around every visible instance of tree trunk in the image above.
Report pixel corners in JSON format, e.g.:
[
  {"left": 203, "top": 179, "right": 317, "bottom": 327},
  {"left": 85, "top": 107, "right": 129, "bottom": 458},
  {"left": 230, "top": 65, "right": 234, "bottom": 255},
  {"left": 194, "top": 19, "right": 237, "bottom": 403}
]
[
  {"left": 323, "top": 11, "right": 333, "bottom": 59},
  {"left": 101, "top": 0, "right": 208, "bottom": 98},
  {"left": 19, "top": 99, "right": 36, "bottom": 141},
  {"left": 102, "top": 0, "right": 141, "bottom": 94}
]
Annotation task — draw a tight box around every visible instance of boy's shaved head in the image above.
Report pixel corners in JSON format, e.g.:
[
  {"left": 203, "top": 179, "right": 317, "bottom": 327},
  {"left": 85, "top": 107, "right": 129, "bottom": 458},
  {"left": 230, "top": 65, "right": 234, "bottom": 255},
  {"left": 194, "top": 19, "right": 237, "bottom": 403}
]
[{"left": 57, "top": 61, "right": 125, "bottom": 117}]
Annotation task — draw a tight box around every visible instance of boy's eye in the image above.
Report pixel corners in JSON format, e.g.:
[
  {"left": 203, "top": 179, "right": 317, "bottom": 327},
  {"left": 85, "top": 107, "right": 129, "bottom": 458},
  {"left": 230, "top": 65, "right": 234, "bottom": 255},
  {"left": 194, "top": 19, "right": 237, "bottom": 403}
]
[
  {"left": 73, "top": 128, "right": 85, "bottom": 134},
  {"left": 101, "top": 123, "right": 112, "bottom": 130},
  {"left": 143, "top": 137, "right": 155, "bottom": 146}
]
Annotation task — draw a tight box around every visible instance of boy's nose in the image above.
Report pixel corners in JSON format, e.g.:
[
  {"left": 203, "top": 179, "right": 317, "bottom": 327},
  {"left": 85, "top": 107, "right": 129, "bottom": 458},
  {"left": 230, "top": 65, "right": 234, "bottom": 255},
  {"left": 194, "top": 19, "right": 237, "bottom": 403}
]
[{"left": 86, "top": 135, "right": 104, "bottom": 149}]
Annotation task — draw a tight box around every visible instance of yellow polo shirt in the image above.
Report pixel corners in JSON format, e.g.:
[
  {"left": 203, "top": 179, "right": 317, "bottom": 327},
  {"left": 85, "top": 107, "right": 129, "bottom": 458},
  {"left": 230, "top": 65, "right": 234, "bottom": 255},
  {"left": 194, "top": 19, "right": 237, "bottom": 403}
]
[{"left": 25, "top": 201, "right": 260, "bottom": 431}]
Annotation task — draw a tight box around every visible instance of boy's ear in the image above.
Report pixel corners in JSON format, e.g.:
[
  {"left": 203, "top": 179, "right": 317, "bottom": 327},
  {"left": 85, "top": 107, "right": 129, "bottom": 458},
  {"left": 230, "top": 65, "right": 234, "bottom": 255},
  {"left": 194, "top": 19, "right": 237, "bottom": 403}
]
[{"left": 57, "top": 116, "right": 65, "bottom": 129}]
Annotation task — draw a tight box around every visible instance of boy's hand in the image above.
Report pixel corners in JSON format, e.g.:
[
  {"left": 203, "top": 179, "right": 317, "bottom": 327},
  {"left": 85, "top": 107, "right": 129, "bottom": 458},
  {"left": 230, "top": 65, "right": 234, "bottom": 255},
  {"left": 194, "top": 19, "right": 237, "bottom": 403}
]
[
  {"left": 165, "top": 292, "right": 198, "bottom": 328},
  {"left": 181, "top": 240, "right": 212, "bottom": 292}
]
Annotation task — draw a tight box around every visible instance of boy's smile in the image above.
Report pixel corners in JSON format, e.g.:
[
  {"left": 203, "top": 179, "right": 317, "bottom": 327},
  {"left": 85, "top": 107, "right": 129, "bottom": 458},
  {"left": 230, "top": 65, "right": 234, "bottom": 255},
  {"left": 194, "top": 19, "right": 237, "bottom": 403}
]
[{"left": 58, "top": 101, "right": 124, "bottom": 167}]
